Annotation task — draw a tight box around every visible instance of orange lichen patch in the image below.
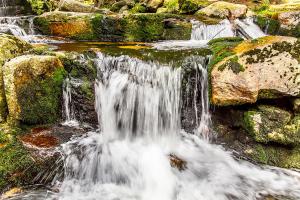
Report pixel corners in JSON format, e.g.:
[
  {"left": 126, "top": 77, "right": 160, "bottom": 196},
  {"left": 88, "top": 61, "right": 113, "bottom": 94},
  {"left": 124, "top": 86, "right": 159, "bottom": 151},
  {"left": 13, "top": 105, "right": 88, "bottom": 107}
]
[
  {"left": 20, "top": 127, "right": 59, "bottom": 149},
  {"left": 2, "top": 187, "right": 22, "bottom": 198},
  {"left": 0, "top": 143, "right": 7, "bottom": 148},
  {"left": 118, "top": 45, "right": 150, "bottom": 50},
  {"left": 233, "top": 36, "right": 296, "bottom": 54},
  {"left": 49, "top": 21, "right": 92, "bottom": 37}
]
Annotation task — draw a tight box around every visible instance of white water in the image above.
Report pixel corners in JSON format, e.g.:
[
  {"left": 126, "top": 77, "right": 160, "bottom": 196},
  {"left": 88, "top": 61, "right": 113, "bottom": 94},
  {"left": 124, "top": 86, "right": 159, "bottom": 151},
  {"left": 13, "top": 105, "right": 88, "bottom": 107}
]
[
  {"left": 153, "top": 18, "right": 266, "bottom": 50},
  {"left": 62, "top": 77, "right": 82, "bottom": 127},
  {"left": 16, "top": 53, "right": 297, "bottom": 200}
]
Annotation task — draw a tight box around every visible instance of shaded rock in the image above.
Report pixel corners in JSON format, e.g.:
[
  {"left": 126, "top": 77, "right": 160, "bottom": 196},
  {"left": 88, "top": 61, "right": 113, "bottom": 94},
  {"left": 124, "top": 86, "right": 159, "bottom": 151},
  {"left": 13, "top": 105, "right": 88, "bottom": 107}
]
[
  {"left": 210, "top": 36, "right": 300, "bottom": 106},
  {"left": 146, "top": 0, "right": 164, "bottom": 12},
  {"left": 0, "top": 34, "right": 31, "bottom": 123},
  {"left": 3, "top": 55, "right": 66, "bottom": 124},
  {"left": 243, "top": 105, "right": 300, "bottom": 146},
  {"left": 58, "top": 0, "right": 98, "bottom": 13},
  {"left": 293, "top": 98, "right": 300, "bottom": 113},
  {"left": 196, "top": 1, "right": 248, "bottom": 19},
  {"left": 169, "top": 154, "right": 187, "bottom": 171},
  {"left": 212, "top": 106, "right": 300, "bottom": 169}
]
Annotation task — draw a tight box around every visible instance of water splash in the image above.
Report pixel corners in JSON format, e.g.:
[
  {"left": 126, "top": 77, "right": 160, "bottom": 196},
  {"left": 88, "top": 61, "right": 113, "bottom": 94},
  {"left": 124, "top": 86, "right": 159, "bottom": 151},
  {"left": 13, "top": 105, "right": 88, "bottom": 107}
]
[{"left": 235, "top": 18, "right": 266, "bottom": 39}]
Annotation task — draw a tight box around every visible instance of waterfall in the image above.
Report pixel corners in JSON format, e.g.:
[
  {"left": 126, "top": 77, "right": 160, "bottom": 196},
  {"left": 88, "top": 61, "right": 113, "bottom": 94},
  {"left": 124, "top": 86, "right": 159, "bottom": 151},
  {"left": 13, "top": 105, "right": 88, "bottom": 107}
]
[
  {"left": 21, "top": 52, "right": 298, "bottom": 200},
  {"left": 62, "top": 77, "right": 82, "bottom": 127},
  {"left": 0, "top": 16, "right": 35, "bottom": 38}
]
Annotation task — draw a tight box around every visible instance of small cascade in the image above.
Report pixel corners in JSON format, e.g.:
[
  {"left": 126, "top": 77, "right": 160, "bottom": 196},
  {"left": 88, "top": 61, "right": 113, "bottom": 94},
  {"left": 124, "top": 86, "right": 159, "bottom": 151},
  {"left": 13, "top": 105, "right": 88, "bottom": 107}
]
[
  {"left": 62, "top": 77, "right": 82, "bottom": 127},
  {"left": 0, "top": 16, "right": 35, "bottom": 38},
  {"left": 0, "top": 0, "right": 28, "bottom": 16},
  {"left": 191, "top": 19, "right": 235, "bottom": 40},
  {"left": 153, "top": 18, "right": 266, "bottom": 50},
  {"left": 235, "top": 18, "right": 266, "bottom": 39}
]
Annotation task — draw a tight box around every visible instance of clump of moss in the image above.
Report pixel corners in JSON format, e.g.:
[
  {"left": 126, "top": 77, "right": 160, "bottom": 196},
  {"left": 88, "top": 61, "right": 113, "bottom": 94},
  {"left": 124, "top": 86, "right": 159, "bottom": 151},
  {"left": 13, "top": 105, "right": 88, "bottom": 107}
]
[
  {"left": 27, "top": 0, "right": 57, "bottom": 15},
  {"left": 218, "top": 55, "right": 245, "bottom": 74},
  {"left": 130, "top": 3, "right": 147, "bottom": 13},
  {"left": 0, "top": 125, "right": 38, "bottom": 192},
  {"left": 255, "top": 16, "right": 280, "bottom": 35}
]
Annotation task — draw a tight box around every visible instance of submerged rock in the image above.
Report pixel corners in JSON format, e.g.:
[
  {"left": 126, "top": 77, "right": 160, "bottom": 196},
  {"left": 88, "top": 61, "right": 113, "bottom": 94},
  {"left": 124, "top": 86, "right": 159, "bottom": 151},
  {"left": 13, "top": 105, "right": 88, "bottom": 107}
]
[
  {"left": 210, "top": 36, "right": 300, "bottom": 106},
  {"left": 243, "top": 105, "right": 300, "bottom": 146},
  {"left": 196, "top": 1, "right": 248, "bottom": 19},
  {"left": 3, "top": 55, "right": 66, "bottom": 124}
]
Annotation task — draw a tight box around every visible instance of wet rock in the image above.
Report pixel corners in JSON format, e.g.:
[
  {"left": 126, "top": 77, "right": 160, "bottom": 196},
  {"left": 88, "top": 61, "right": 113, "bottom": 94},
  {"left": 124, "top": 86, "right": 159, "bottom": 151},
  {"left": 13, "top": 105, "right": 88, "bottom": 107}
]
[
  {"left": 196, "top": 1, "right": 248, "bottom": 19},
  {"left": 3, "top": 55, "right": 66, "bottom": 124},
  {"left": 243, "top": 105, "right": 300, "bottom": 146},
  {"left": 210, "top": 36, "right": 300, "bottom": 106},
  {"left": 146, "top": 0, "right": 164, "bottom": 12},
  {"left": 0, "top": 34, "right": 31, "bottom": 123},
  {"left": 169, "top": 154, "right": 187, "bottom": 171}
]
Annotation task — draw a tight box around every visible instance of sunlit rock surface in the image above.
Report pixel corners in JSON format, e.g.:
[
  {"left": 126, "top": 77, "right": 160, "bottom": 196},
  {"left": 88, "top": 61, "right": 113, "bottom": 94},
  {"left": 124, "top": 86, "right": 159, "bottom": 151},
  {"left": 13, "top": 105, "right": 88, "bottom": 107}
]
[{"left": 210, "top": 36, "right": 300, "bottom": 106}]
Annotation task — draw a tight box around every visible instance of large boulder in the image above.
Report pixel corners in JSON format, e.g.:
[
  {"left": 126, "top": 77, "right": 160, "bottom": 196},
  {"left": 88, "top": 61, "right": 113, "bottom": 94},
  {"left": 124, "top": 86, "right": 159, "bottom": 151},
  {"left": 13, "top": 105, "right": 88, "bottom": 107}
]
[
  {"left": 34, "top": 11, "right": 192, "bottom": 41},
  {"left": 3, "top": 55, "right": 66, "bottom": 124},
  {"left": 210, "top": 36, "right": 300, "bottom": 106},
  {"left": 58, "top": 0, "right": 98, "bottom": 12},
  {"left": 0, "top": 34, "right": 31, "bottom": 123},
  {"left": 243, "top": 105, "right": 300, "bottom": 146},
  {"left": 196, "top": 1, "right": 248, "bottom": 19}
]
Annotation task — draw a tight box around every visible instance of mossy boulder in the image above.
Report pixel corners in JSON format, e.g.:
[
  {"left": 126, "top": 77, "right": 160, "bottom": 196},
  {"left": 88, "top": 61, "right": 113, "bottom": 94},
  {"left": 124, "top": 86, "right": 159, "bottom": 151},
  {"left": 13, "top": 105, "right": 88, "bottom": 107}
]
[
  {"left": 178, "top": 0, "right": 210, "bottom": 14},
  {"left": 34, "top": 11, "right": 192, "bottom": 41},
  {"left": 196, "top": 1, "right": 248, "bottom": 19},
  {"left": 146, "top": 0, "right": 164, "bottom": 12},
  {"left": 0, "top": 34, "right": 32, "bottom": 123},
  {"left": 34, "top": 11, "right": 95, "bottom": 40},
  {"left": 210, "top": 36, "right": 300, "bottom": 106},
  {"left": 243, "top": 105, "right": 300, "bottom": 146},
  {"left": 157, "top": 0, "right": 180, "bottom": 13},
  {"left": 3, "top": 55, "right": 66, "bottom": 124}
]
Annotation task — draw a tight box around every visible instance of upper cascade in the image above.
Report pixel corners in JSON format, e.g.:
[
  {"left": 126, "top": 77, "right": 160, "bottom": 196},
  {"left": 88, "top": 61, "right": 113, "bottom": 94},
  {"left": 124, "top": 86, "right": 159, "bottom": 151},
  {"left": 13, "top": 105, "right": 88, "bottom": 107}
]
[{"left": 0, "top": 0, "right": 28, "bottom": 16}]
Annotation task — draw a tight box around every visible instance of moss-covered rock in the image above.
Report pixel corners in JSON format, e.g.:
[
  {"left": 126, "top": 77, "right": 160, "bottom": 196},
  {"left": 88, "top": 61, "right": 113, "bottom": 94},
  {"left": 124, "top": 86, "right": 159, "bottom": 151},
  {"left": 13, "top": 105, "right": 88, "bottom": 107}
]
[
  {"left": 3, "top": 55, "right": 66, "bottom": 124},
  {"left": 178, "top": 0, "right": 210, "bottom": 14},
  {"left": 210, "top": 36, "right": 300, "bottom": 106},
  {"left": 0, "top": 34, "right": 32, "bottom": 123},
  {"left": 196, "top": 1, "right": 248, "bottom": 19},
  {"left": 34, "top": 11, "right": 192, "bottom": 41},
  {"left": 243, "top": 105, "right": 300, "bottom": 146}
]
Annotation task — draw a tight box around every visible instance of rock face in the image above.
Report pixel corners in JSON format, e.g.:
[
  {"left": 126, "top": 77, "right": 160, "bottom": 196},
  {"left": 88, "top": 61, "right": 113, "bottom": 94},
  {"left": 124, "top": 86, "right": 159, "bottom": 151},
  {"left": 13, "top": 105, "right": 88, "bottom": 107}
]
[
  {"left": 3, "top": 55, "right": 66, "bottom": 124},
  {"left": 210, "top": 36, "right": 300, "bottom": 106},
  {"left": 243, "top": 105, "right": 300, "bottom": 146},
  {"left": 34, "top": 11, "right": 192, "bottom": 41},
  {"left": 196, "top": 1, "right": 248, "bottom": 19},
  {"left": 0, "top": 34, "right": 31, "bottom": 123}
]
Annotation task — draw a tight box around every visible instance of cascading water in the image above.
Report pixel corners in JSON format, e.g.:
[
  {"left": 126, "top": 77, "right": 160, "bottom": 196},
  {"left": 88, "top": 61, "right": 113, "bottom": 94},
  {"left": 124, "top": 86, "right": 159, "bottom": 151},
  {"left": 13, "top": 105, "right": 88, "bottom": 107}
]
[
  {"left": 62, "top": 77, "right": 82, "bottom": 127},
  {"left": 153, "top": 18, "right": 266, "bottom": 50},
  {"left": 12, "top": 52, "right": 298, "bottom": 200}
]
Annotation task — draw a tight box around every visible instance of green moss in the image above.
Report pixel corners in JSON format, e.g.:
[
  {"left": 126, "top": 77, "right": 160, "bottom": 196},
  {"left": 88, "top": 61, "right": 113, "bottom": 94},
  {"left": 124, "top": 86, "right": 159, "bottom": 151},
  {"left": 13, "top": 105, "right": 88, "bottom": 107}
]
[
  {"left": 218, "top": 56, "right": 245, "bottom": 74},
  {"left": 255, "top": 16, "right": 280, "bottom": 35},
  {"left": 130, "top": 3, "right": 147, "bottom": 13},
  {"left": 0, "top": 125, "right": 38, "bottom": 192},
  {"left": 17, "top": 67, "right": 66, "bottom": 124},
  {"left": 33, "top": 17, "right": 50, "bottom": 35},
  {"left": 80, "top": 78, "right": 94, "bottom": 100},
  {"left": 27, "top": 0, "right": 56, "bottom": 15},
  {"left": 178, "top": 0, "right": 210, "bottom": 14}
]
